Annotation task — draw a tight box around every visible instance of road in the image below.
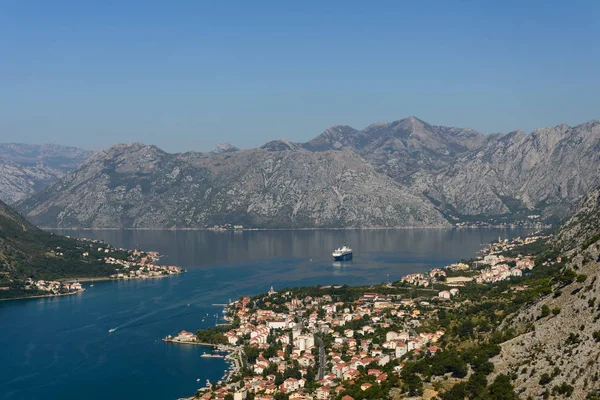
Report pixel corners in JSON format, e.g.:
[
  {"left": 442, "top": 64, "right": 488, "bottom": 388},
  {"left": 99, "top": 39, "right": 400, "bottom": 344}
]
[{"left": 316, "top": 335, "right": 326, "bottom": 380}]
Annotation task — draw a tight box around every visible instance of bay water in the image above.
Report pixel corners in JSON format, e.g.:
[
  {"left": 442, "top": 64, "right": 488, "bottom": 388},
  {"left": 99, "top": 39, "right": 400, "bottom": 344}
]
[{"left": 0, "top": 228, "right": 529, "bottom": 399}]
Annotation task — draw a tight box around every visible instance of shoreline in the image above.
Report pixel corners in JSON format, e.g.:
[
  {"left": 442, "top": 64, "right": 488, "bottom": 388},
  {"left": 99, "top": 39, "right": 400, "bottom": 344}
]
[
  {"left": 43, "top": 225, "right": 547, "bottom": 231},
  {"left": 163, "top": 339, "right": 224, "bottom": 347},
  {"left": 0, "top": 289, "right": 85, "bottom": 302},
  {"left": 60, "top": 276, "right": 114, "bottom": 283},
  {"left": 3, "top": 272, "right": 186, "bottom": 302},
  {"left": 64, "top": 273, "right": 184, "bottom": 284}
]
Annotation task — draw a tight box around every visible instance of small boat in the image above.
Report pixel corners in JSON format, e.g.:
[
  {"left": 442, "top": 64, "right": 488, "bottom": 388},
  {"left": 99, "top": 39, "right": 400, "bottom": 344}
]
[
  {"left": 187, "top": 303, "right": 190, "bottom": 307},
  {"left": 197, "top": 378, "right": 200, "bottom": 382},
  {"left": 108, "top": 328, "right": 116, "bottom": 333}
]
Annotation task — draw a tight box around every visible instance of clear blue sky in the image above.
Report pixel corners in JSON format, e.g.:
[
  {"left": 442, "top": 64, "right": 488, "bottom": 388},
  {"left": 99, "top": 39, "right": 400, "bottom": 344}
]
[{"left": 1, "top": 0, "right": 599, "bottom": 152}]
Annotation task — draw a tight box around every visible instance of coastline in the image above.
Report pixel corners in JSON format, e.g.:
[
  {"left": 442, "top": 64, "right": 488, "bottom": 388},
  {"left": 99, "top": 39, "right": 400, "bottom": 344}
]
[
  {"left": 61, "top": 276, "right": 114, "bottom": 283},
  {"left": 163, "top": 339, "right": 224, "bottom": 347},
  {"left": 3, "top": 272, "right": 186, "bottom": 302},
  {"left": 43, "top": 225, "right": 546, "bottom": 231},
  {"left": 0, "top": 289, "right": 85, "bottom": 302},
  {"left": 64, "top": 273, "right": 184, "bottom": 284}
]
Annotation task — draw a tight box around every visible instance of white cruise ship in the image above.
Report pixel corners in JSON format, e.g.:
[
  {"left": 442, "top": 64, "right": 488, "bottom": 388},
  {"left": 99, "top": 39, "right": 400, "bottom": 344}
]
[{"left": 332, "top": 245, "right": 353, "bottom": 261}]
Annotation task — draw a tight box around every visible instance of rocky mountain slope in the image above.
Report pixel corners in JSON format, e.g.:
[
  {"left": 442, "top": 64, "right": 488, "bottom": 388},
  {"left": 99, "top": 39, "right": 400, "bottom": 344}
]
[
  {"left": 492, "top": 187, "right": 600, "bottom": 399},
  {"left": 14, "top": 117, "right": 600, "bottom": 229},
  {"left": 422, "top": 120, "right": 600, "bottom": 220},
  {"left": 304, "top": 116, "right": 487, "bottom": 185},
  {"left": 305, "top": 117, "right": 600, "bottom": 221},
  {"left": 17, "top": 143, "right": 448, "bottom": 229},
  {"left": 0, "top": 143, "right": 92, "bottom": 204}
]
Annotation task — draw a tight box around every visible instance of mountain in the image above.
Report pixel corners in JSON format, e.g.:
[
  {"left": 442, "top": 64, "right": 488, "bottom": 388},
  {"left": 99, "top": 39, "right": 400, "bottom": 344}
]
[
  {"left": 304, "top": 116, "right": 487, "bottom": 184},
  {"left": 304, "top": 117, "right": 600, "bottom": 222},
  {"left": 210, "top": 143, "right": 239, "bottom": 154},
  {"left": 417, "top": 120, "right": 600, "bottom": 220},
  {"left": 16, "top": 143, "right": 448, "bottom": 229},
  {"left": 0, "top": 199, "right": 116, "bottom": 285},
  {"left": 491, "top": 187, "right": 600, "bottom": 399},
  {"left": 0, "top": 143, "right": 93, "bottom": 204},
  {"left": 14, "top": 117, "right": 600, "bottom": 229}
]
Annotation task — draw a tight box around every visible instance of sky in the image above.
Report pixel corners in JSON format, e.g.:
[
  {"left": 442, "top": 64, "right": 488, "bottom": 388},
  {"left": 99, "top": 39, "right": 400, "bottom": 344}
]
[{"left": 0, "top": 0, "right": 599, "bottom": 153}]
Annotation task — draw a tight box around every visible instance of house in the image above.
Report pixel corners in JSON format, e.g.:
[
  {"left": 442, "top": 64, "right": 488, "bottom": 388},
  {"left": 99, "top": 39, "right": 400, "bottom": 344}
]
[
  {"left": 428, "top": 346, "right": 441, "bottom": 356},
  {"left": 267, "top": 320, "right": 287, "bottom": 330},
  {"left": 438, "top": 290, "right": 452, "bottom": 299},
  {"left": 449, "top": 288, "right": 460, "bottom": 296},
  {"left": 283, "top": 378, "right": 299, "bottom": 392},
  {"left": 315, "top": 387, "right": 330, "bottom": 399},
  {"left": 175, "top": 330, "right": 196, "bottom": 342},
  {"left": 343, "top": 368, "right": 359, "bottom": 381},
  {"left": 234, "top": 388, "right": 248, "bottom": 400},
  {"left": 361, "top": 383, "right": 373, "bottom": 391},
  {"left": 226, "top": 332, "right": 239, "bottom": 345},
  {"left": 395, "top": 343, "right": 408, "bottom": 358}
]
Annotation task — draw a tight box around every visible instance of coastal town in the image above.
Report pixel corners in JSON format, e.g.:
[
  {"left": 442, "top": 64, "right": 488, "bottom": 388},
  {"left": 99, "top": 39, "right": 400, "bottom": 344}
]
[
  {"left": 168, "top": 234, "right": 552, "bottom": 400},
  {"left": 102, "top": 248, "right": 184, "bottom": 280},
  {"left": 2, "top": 238, "right": 184, "bottom": 299}
]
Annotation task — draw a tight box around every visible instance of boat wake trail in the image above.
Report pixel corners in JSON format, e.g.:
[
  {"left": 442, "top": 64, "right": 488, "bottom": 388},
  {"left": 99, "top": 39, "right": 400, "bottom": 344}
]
[{"left": 109, "top": 304, "right": 200, "bottom": 332}]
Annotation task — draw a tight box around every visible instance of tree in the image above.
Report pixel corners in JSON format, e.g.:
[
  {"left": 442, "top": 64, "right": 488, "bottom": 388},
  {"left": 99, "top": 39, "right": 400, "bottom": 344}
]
[
  {"left": 442, "top": 382, "right": 467, "bottom": 400},
  {"left": 541, "top": 304, "right": 550, "bottom": 318},
  {"left": 401, "top": 366, "right": 423, "bottom": 396},
  {"left": 488, "top": 374, "right": 518, "bottom": 400},
  {"left": 539, "top": 373, "right": 551, "bottom": 385}
]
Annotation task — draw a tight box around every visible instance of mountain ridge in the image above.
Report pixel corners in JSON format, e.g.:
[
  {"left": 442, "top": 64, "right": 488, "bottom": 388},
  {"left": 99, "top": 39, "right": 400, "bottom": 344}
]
[
  {"left": 14, "top": 117, "right": 600, "bottom": 229},
  {"left": 17, "top": 143, "right": 449, "bottom": 229},
  {"left": 0, "top": 143, "right": 93, "bottom": 204}
]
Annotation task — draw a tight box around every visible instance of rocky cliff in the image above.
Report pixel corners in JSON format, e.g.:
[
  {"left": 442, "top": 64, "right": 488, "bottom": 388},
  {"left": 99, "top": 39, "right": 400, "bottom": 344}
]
[
  {"left": 17, "top": 143, "right": 448, "bottom": 228},
  {"left": 492, "top": 187, "right": 600, "bottom": 399},
  {"left": 423, "top": 120, "right": 600, "bottom": 220},
  {"left": 305, "top": 117, "right": 600, "bottom": 222},
  {"left": 0, "top": 143, "right": 92, "bottom": 204}
]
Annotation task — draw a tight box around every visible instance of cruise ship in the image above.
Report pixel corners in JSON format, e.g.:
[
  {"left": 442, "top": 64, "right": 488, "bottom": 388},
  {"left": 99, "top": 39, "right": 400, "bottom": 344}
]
[{"left": 332, "top": 245, "right": 353, "bottom": 261}]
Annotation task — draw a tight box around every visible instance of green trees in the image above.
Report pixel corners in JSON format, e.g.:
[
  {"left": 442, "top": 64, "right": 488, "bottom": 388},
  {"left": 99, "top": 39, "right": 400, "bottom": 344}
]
[
  {"left": 552, "top": 382, "right": 574, "bottom": 396},
  {"left": 487, "top": 374, "right": 519, "bottom": 400},
  {"left": 541, "top": 304, "right": 550, "bottom": 318},
  {"left": 539, "top": 373, "right": 552, "bottom": 385},
  {"left": 400, "top": 367, "right": 423, "bottom": 397},
  {"left": 195, "top": 327, "right": 228, "bottom": 344}
]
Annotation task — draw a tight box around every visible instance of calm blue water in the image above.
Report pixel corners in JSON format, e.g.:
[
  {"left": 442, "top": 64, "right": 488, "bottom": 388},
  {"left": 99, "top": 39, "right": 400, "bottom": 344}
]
[{"left": 0, "top": 228, "right": 529, "bottom": 399}]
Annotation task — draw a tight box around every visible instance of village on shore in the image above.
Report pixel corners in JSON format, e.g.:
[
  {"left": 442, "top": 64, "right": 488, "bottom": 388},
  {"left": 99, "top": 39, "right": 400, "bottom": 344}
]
[
  {"left": 13, "top": 240, "right": 184, "bottom": 298},
  {"left": 168, "top": 234, "right": 550, "bottom": 400}
]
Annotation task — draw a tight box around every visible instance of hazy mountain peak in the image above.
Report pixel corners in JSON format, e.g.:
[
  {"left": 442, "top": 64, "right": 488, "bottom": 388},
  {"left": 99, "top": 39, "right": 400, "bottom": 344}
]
[
  {"left": 261, "top": 139, "right": 301, "bottom": 152},
  {"left": 210, "top": 143, "right": 239, "bottom": 154},
  {"left": 0, "top": 143, "right": 93, "bottom": 204},
  {"left": 403, "top": 115, "right": 427, "bottom": 125},
  {"left": 96, "top": 142, "right": 164, "bottom": 156}
]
